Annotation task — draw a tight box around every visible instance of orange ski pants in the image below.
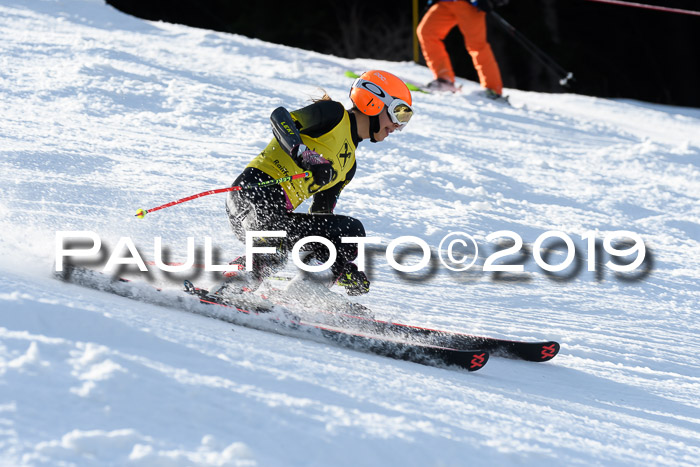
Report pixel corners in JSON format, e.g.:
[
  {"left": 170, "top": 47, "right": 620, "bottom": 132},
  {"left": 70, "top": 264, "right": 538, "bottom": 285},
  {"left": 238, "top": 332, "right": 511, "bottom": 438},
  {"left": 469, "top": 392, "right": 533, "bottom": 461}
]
[{"left": 417, "top": 1, "right": 503, "bottom": 94}]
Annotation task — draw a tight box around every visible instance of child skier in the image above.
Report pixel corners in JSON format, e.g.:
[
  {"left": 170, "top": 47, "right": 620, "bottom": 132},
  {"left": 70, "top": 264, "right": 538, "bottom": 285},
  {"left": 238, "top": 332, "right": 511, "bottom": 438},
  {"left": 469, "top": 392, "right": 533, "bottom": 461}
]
[{"left": 215, "top": 70, "right": 414, "bottom": 298}]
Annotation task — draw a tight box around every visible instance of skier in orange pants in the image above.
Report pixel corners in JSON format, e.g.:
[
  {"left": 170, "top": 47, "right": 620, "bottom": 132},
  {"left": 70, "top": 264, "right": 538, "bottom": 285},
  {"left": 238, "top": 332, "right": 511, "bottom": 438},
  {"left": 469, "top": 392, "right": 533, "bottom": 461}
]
[{"left": 417, "top": 0, "right": 504, "bottom": 98}]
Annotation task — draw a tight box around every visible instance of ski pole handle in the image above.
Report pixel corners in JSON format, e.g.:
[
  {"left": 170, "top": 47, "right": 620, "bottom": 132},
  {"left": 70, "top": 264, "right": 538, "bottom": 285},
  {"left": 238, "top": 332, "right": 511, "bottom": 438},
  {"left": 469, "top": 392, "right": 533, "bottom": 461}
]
[{"left": 136, "top": 171, "right": 310, "bottom": 218}]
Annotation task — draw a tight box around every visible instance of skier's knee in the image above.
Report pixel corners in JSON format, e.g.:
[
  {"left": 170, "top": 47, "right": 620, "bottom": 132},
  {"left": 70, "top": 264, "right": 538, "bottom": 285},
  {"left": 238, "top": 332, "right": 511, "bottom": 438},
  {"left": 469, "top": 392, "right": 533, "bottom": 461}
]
[{"left": 344, "top": 216, "right": 365, "bottom": 238}]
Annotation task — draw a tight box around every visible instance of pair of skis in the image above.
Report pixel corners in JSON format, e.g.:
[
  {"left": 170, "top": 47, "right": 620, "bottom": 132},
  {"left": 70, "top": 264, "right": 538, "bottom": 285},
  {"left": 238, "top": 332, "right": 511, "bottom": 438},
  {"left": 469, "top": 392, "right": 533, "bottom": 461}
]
[
  {"left": 56, "top": 266, "right": 559, "bottom": 373},
  {"left": 183, "top": 281, "right": 559, "bottom": 373}
]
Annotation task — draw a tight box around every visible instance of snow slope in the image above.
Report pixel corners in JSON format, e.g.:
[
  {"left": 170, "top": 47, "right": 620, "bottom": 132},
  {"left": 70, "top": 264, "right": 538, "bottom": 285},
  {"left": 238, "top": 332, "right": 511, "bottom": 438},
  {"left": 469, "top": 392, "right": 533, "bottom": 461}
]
[{"left": 1, "top": 0, "right": 699, "bottom": 465}]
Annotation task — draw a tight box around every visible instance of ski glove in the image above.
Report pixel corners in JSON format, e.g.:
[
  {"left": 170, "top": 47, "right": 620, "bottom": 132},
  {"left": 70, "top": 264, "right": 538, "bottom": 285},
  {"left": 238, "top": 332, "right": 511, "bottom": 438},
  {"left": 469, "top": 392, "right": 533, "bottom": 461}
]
[
  {"left": 294, "top": 144, "right": 335, "bottom": 187},
  {"left": 336, "top": 262, "right": 370, "bottom": 296}
]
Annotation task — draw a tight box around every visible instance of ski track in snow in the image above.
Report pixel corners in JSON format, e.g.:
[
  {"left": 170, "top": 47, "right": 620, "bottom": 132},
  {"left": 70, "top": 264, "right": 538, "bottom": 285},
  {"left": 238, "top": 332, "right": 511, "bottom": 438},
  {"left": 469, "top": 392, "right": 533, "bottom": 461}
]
[{"left": 1, "top": 1, "right": 699, "bottom": 466}]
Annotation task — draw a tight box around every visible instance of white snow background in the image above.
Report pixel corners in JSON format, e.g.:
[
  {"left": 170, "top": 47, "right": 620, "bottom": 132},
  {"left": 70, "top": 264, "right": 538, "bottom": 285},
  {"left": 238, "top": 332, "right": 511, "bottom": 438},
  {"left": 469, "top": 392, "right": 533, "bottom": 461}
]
[{"left": 1, "top": 0, "right": 699, "bottom": 465}]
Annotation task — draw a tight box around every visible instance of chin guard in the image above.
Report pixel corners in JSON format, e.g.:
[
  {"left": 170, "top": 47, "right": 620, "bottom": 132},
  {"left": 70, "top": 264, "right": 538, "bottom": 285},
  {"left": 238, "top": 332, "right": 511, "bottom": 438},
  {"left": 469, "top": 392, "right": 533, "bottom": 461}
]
[{"left": 369, "top": 115, "right": 380, "bottom": 143}]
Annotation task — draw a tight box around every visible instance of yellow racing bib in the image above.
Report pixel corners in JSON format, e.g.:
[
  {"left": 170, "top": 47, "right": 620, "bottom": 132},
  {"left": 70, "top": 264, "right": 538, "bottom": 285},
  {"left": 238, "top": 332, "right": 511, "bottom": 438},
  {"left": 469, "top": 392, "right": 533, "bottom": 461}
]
[{"left": 247, "top": 110, "right": 356, "bottom": 209}]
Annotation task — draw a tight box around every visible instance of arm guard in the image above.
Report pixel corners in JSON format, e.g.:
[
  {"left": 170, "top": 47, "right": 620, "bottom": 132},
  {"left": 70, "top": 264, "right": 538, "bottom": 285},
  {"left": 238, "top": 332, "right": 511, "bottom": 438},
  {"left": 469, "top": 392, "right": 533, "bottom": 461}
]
[
  {"left": 270, "top": 102, "right": 346, "bottom": 166},
  {"left": 270, "top": 106, "right": 304, "bottom": 163}
]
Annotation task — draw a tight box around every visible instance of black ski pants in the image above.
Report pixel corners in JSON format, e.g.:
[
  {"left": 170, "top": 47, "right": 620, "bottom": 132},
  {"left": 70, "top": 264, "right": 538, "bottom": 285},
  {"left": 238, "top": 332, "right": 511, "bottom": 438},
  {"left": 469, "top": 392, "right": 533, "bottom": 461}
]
[{"left": 226, "top": 168, "right": 365, "bottom": 278}]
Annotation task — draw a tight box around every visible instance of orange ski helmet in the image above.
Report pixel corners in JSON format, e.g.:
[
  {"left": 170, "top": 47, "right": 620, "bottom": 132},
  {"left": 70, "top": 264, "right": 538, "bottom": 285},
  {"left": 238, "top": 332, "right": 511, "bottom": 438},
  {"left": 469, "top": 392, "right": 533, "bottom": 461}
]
[{"left": 350, "top": 70, "right": 413, "bottom": 121}]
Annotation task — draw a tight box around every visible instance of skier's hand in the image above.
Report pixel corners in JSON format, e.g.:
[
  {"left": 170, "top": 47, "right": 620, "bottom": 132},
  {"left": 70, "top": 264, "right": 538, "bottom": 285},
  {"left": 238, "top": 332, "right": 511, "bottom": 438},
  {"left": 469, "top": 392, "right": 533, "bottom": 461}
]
[{"left": 295, "top": 144, "right": 335, "bottom": 187}]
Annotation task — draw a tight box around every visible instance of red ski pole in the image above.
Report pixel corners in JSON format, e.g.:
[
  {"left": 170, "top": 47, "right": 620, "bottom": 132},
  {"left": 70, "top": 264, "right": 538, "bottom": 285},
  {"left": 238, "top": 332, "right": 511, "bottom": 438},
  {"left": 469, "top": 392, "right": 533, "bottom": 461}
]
[{"left": 135, "top": 171, "right": 310, "bottom": 219}]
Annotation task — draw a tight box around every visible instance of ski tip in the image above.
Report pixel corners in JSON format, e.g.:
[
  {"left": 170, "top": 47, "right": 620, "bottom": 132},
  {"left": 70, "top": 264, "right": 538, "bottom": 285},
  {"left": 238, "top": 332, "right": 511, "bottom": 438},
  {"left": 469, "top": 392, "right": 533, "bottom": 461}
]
[
  {"left": 538, "top": 342, "right": 560, "bottom": 362},
  {"left": 466, "top": 350, "right": 489, "bottom": 371}
]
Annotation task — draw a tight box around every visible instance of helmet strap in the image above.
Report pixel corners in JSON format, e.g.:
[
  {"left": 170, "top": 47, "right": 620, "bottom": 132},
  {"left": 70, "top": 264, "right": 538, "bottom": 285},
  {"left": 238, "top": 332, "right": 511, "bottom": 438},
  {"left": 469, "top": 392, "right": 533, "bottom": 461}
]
[{"left": 369, "top": 115, "right": 380, "bottom": 143}]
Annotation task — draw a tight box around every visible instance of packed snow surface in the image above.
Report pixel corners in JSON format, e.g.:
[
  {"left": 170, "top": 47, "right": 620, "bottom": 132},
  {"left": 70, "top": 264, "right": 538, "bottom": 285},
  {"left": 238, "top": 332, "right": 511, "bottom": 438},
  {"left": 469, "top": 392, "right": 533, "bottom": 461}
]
[{"left": 1, "top": 1, "right": 699, "bottom": 465}]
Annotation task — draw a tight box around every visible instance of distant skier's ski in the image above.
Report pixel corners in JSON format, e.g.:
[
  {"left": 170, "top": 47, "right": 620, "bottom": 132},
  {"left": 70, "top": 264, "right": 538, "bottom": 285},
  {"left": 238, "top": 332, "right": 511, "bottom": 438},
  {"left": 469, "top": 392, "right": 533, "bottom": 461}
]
[
  {"left": 54, "top": 266, "right": 489, "bottom": 372},
  {"left": 344, "top": 70, "right": 430, "bottom": 94}
]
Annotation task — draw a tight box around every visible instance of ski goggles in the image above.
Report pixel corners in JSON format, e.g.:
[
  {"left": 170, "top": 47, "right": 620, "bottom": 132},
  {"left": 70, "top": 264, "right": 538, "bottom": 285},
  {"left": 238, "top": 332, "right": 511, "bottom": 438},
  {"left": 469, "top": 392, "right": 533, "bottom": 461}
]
[{"left": 351, "top": 78, "right": 414, "bottom": 129}]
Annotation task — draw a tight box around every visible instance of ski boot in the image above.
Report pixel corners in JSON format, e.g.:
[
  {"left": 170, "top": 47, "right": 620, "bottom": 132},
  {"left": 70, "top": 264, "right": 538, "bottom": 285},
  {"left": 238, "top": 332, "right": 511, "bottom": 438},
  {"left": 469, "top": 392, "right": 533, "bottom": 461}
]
[
  {"left": 213, "top": 245, "right": 288, "bottom": 300},
  {"left": 484, "top": 88, "right": 510, "bottom": 104},
  {"left": 211, "top": 256, "right": 264, "bottom": 300},
  {"left": 426, "top": 78, "right": 460, "bottom": 93},
  {"left": 335, "top": 262, "right": 370, "bottom": 296}
]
